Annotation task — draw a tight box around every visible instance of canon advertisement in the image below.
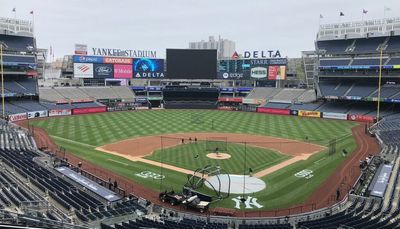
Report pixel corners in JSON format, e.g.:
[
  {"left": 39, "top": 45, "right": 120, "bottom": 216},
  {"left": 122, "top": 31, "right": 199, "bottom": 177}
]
[{"left": 133, "top": 58, "right": 165, "bottom": 78}]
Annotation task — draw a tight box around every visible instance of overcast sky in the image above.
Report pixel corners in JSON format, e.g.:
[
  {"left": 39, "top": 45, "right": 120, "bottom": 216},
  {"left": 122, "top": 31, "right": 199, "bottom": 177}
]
[{"left": 1, "top": 0, "right": 399, "bottom": 59}]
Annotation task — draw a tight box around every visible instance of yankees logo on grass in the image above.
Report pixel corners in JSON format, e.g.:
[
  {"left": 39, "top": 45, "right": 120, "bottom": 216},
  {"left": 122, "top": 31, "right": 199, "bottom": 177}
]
[{"left": 135, "top": 171, "right": 165, "bottom": 180}]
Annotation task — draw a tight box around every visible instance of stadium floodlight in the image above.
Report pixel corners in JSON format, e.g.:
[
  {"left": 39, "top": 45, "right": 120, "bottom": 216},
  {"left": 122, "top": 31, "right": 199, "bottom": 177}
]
[{"left": 0, "top": 42, "right": 8, "bottom": 119}]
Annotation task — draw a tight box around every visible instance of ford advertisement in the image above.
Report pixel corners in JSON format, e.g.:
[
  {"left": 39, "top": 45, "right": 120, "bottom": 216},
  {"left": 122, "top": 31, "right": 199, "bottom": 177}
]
[{"left": 93, "top": 64, "right": 114, "bottom": 78}]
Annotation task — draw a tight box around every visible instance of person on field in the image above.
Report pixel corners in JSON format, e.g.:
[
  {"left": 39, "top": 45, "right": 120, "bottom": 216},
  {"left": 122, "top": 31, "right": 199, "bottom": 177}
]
[
  {"left": 194, "top": 137, "right": 197, "bottom": 143},
  {"left": 181, "top": 138, "right": 184, "bottom": 144}
]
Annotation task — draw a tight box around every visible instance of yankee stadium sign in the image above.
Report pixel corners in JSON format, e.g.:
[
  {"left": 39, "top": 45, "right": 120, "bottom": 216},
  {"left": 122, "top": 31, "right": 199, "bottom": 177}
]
[{"left": 91, "top": 47, "right": 157, "bottom": 58}]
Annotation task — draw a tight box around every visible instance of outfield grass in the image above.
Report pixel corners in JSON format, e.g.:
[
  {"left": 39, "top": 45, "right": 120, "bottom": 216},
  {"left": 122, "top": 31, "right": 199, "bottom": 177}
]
[
  {"left": 145, "top": 141, "right": 291, "bottom": 174},
  {"left": 32, "top": 110, "right": 358, "bottom": 210}
]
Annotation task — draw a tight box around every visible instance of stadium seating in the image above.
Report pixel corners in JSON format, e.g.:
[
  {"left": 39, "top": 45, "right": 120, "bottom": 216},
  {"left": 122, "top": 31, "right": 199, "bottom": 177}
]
[
  {"left": 320, "top": 59, "right": 350, "bottom": 66},
  {"left": 318, "top": 80, "right": 352, "bottom": 97},
  {"left": 352, "top": 58, "right": 387, "bottom": 66},
  {"left": 39, "top": 86, "right": 135, "bottom": 102},
  {"left": 271, "top": 89, "right": 306, "bottom": 103},
  {"left": 297, "top": 90, "right": 317, "bottom": 103},
  {"left": 386, "top": 57, "right": 400, "bottom": 65},
  {"left": 245, "top": 88, "right": 281, "bottom": 101},
  {"left": 316, "top": 39, "right": 353, "bottom": 54},
  {"left": 353, "top": 37, "right": 386, "bottom": 54},
  {"left": 346, "top": 82, "right": 377, "bottom": 97},
  {"left": 0, "top": 34, "right": 35, "bottom": 52},
  {"left": 385, "top": 36, "right": 400, "bottom": 52}
]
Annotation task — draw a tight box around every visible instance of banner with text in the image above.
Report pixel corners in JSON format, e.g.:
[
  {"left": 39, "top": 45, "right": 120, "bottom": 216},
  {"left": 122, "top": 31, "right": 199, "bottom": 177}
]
[
  {"left": 72, "top": 106, "right": 107, "bottom": 115},
  {"left": 257, "top": 107, "right": 290, "bottom": 115},
  {"left": 268, "top": 66, "right": 286, "bottom": 80},
  {"left": 298, "top": 110, "right": 321, "bottom": 118},
  {"left": 74, "top": 63, "right": 94, "bottom": 78},
  {"left": 27, "top": 110, "right": 48, "bottom": 119},
  {"left": 322, "top": 112, "right": 348, "bottom": 120},
  {"left": 9, "top": 113, "right": 27, "bottom": 122},
  {"left": 348, "top": 114, "right": 374, "bottom": 122},
  {"left": 49, "top": 109, "right": 72, "bottom": 117},
  {"left": 114, "top": 64, "right": 132, "bottom": 79}
]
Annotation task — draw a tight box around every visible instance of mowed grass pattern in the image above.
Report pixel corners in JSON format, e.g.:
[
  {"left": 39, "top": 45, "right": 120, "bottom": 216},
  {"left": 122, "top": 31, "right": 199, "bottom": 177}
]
[
  {"left": 32, "top": 110, "right": 358, "bottom": 210},
  {"left": 34, "top": 110, "right": 355, "bottom": 147},
  {"left": 145, "top": 141, "right": 291, "bottom": 174}
]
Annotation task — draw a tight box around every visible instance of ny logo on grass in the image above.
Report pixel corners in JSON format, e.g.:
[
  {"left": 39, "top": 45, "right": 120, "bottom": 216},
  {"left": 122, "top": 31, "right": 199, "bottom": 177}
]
[{"left": 232, "top": 196, "right": 263, "bottom": 209}]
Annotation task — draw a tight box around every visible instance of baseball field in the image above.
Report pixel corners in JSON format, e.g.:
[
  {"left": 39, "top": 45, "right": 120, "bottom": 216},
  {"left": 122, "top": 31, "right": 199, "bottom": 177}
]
[{"left": 30, "top": 110, "right": 358, "bottom": 211}]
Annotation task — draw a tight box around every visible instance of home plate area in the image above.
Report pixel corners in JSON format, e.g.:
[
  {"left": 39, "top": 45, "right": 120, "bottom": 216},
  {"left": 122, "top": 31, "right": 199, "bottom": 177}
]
[{"left": 205, "top": 174, "right": 266, "bottom": 194}]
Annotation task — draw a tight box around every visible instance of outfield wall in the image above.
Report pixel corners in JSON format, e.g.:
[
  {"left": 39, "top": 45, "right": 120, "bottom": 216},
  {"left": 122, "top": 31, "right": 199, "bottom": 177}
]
[{"left": 256, "top": 107, "right": 374, "bottom": 123}]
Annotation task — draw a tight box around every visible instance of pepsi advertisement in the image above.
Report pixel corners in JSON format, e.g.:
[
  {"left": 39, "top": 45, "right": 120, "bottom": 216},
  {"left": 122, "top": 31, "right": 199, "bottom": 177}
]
[
  {"left": 73, "top": 55, "right": 104, "bottom": 63},
  {"left": 93, "top": 64, "right": 114, "bottom": 78},
  {"left": 133, "top": 58, "right": 165, "bottom": 78}
]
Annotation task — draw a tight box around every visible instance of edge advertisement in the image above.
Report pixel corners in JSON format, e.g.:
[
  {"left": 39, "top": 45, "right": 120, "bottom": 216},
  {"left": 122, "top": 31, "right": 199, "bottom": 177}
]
[{"left": 348, "top": 114, "right": 374, "bottom": 122}]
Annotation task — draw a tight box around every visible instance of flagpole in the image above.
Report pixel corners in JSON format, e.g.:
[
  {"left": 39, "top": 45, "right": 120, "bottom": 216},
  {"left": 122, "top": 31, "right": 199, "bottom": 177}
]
[
  {"left": 0, "top": 44, "right": 4, "bottom": 119},
  {"left": 377, "top": 47, "right": 383, "bottom": 122}
]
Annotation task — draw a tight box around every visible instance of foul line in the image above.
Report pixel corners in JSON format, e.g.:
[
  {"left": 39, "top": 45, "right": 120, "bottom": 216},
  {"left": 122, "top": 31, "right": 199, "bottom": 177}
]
[
  {"left": 107, "top": 159, "right": 129, "bottom": 166},
  {"left": 50, "top": 135, "right": 97, "bottom": 148}
]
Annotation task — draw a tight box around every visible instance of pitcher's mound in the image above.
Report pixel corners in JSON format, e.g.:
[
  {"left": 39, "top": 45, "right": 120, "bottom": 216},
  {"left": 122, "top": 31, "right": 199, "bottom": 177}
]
[{"left": 206, "top": 153, "right": 231, "bottom": 160}]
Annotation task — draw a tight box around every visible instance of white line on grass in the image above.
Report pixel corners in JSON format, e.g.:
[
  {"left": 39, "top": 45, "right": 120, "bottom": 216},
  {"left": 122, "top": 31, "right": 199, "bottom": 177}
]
[
  {"left": 50, "top": 135, "right": 97, "bottom": 148},
  {"left": 107, "top": 159, "right": 129, "bottom": 166}
]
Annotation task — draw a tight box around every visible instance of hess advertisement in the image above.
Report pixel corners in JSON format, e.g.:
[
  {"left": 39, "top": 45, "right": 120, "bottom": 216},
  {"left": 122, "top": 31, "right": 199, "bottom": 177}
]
[{"left": 133, "top": 58, "right": 165, "bottom": 78}]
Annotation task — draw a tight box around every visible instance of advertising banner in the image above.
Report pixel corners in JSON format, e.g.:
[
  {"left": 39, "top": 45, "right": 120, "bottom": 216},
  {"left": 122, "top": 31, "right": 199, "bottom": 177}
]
[
  {"left": 298, "top": 110, "right": 321, "bottom": 118},
  {"left": 268, "top": 66, "right": 286, "bottom": 80},
  {"left": 133, "top": 58, "right": 165, "bottom": 78},
  {"left": 72, "top": 55, "right": 103, "bottom": 63},
  {"left": 114, "top": 64, "right": 132, "bottom": 78},
  {"left": 74, "top": 63, "right": 94, "bottom": 78},
  {"left": 218, "top": 59, "right": 251, "bottom": 79},
  {"left": 322, "top": 112, "right": 348, "bottom": 120},
  {"left": 93, "top": 64, "right": 114, "bottom": 78},
  {"left": 49, "top": 109, "right": 72, "bottom": 117},
  {"left": 104, "top": 57, "right": 133, "bottom": 65},
  {"left": 250, "top": 67, "right": 268, "bottom": 79},
  {"left": 257, "top": 107, "right": 290, "bottom": 115},
  {"left": 27, "top": 110, "right": 48, "bottom": 119},
  {"left": 72, "top": 106, "right": 107, "bottom": 115},
  {"left": 218, "top": 97, "right": 243, "bottom": 103},
  {"left": 75, "top": 44, "right": 88, "bottom": 55},
  {"left": 348, "top": 114, "right": 374, "bottom": 122},
  {"left": 9, "top": 113, "right": 27, "bottom": 122}
]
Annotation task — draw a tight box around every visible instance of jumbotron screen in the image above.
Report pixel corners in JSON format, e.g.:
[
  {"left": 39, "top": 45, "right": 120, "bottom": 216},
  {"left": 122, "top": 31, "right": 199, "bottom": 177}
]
[{"left": 166, "top": 49, "right": 217, "bottom": 79}]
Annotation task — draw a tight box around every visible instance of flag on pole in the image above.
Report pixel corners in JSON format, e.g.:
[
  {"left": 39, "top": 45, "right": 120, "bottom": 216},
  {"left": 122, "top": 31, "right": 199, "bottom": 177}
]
[
  {"left": 384, "top": 7, "right": 391, "bottom": 11},
  {"left": 363, "top": 9, "right": 368, "bottom": 14},
  {"left": 50, "top": 45, "right": 52, "bottom": 56},
  {"left": 30, "top": 10, "right": 34, "bottom": 14},
  {"left": 320, "top": 14, "right": 323, "bottom": 19},
  {"left": 12, "top": 8, "right": 16, "bottom": 12},
  {"left": 340, "top": 12, "right": 345, "bottom": 16}
]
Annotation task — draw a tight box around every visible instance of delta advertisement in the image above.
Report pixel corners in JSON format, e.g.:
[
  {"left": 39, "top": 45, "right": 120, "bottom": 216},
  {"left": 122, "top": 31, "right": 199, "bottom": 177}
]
[
  {"left": 74, "top": 63, "right": 94, "bottom": 78},
  {"left": 133, "top": 58, "right": 165, "bottom": 78},
  {"left": 322, "top": 112, "right": 348, "bottom": 120},
  {"left": 8, "top": 113, "right": 27, "bottom": 122},
  {"left": 257, "top": 107, "right": 290, "bottom": 115},
  {"left": 49, "top": 109, "right": 72, "bottom": 117},
  {"left": 268, "top": 66, "right": 287, "bottom": 80},
  {"left": 298, "top": 110, "right": 321, "bottom": 118}
]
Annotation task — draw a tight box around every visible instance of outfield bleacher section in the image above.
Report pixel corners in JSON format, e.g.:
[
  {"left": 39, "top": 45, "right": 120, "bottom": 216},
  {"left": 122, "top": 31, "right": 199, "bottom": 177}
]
[
  {"left": 245, "top": 88, "right": 316, "bottom": 104},
  {"left": 39, "top": 87, "right": 135, "bottom": 102}
]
